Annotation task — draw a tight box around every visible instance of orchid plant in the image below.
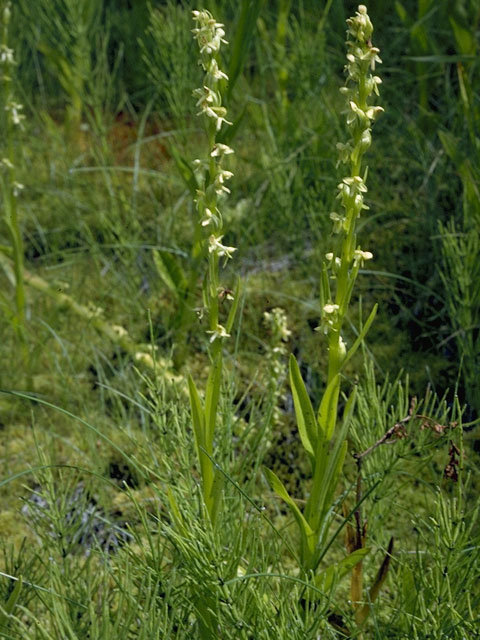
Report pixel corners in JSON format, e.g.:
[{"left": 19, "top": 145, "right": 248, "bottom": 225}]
[
  {"left": 187, "top": 9, "right": 239, "bottom": 527},
  {"left": 265, "top": 4, "right": 383, "bottom": 578}
]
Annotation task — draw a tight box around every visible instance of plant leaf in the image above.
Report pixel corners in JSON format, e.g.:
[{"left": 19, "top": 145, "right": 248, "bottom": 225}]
[
  {"left": 204, "top": 350, "right": 223, "bottom": 451},
  {"left": 313, "top": 389, "right": 356, "bottom": 527},
  {"left": 315, "top": 548, "right": 370, "bottom": 593},
  {"left": 308, "top": 438, "right": 347, "bottom": 535},
  {"left": 188, "top": 375, "right": 205, "bottom": 453},
  {"left": 306, "top": 384, "right": 356, "bottom": 528},
  {"left": 318, "top": 374, "right": 340, "bottom": 441},
  {"left": 264, "top": 467, "right": 315, "bottom": 558},
  {"left": 449, "top": 16, "right": 476, "bottom": 56},
  {"left": 289, "top": 354, "right": 317, "bottom": 458}
]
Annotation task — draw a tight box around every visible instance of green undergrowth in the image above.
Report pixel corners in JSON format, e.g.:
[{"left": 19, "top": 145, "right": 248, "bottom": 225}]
[{"left": 0, "top": 0, "right": 479, "bottom": 637}]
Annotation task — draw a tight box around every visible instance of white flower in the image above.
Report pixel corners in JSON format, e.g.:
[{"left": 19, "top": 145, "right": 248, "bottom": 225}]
[
  {"left": 192, "top": 10, "right": 228, "bottom": 59},
  {"left": 214, "top": 169, "right": 234, "bottom": 194},
  {"left": 208, "top": 235, "right": 236, "bottom": 261},
  {"left": 323, "top": 303, "right": 339, "bottom": 315},
  {"left": 365, "top": 105, "right": 384, "bottom": 121},
  {"left": 368, "top": 48, "right": 382, "bottom": 71},
  {"left": 203, "top": 105, "right": 232, "bottom": 131},
  {"left": 367, "top": 75, "right": 382, "bottom": 96},
  {"left": 330, "top": 211, "right": 346, "bottom": 233},
  {"left": 5, "top": 101, "right": 24, "bottom": 126},
  {"left": 210, "top": 143, "right": 234, "bottom": 158},
  {"left": 337, "top": 176, "right": 368, "bottom": 200},
  {"left": 325, "top": 252, "right": 341, "bottom": 268},
  {"left": 206, "top": 323, "right": 230, "bottom": 342},
  {"left": 349, "top": 100, "right": 368, "bottom": 119},
  {"left": 353, "top": 249, "right": 373, "bottom": 266},
  {"left": 321, "top": 303, "right": 340, "bottom": 334},
  {"left": 208, "top": 58, "right": 228, "bottom": 82},
  {"left": 0, "top": 45, "right": 14, "bottom": 65},
  {"left": 193, "top": 85, "right": 215, "bottom": 109},
  {"left": 201, "top": 207, "right": 215, "bottom": 227}
]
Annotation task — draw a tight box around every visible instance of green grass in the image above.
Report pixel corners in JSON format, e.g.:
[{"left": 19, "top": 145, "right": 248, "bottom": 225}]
[{"left": 0, "top": 1, "right": 479, "bottom": 637}]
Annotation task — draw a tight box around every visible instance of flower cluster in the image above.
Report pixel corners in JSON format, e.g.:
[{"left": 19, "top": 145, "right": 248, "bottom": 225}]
[
  {"left": 339, "top": 4, "right": 383, "bottom": 169},
  {"left": 335, "top": 175, "right": 369, "bottom": 233},
  {"left": 322, "top": 5, "right": 381, "bottom": 337},
  {"left": 1, "top": 2, "right": 24, "bottom": 199},
  {"left": 192, "top": 10, "right": 231, "bottom": 132},
  {"left": 192, "top": 9, "right": 235, "bottom": 342},
  {"left": 1, "top": 5, "right": 24, "bottom": 131}
]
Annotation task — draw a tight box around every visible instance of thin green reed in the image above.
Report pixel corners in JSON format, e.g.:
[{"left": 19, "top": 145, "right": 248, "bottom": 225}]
[
  {"left": 0, "top": 2, "right": 27, "bottom": 349},
  {"left": 187, "top": 10, "right": 239, "bottom": 527},
  {"left": 265, "top": 5, "right": 383, "bottom": 574}
]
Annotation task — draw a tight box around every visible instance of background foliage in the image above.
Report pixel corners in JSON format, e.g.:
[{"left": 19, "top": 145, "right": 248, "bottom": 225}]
[{"left": 0, "top": 1, "right": 479, "bottom": 637}]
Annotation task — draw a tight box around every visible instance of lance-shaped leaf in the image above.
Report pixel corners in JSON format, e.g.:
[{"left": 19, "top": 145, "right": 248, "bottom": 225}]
[
  {"left": 315, "top": 547, "right": 370, "bottom": 594},
  {"left": 307, "top": 438, "right": 348, "bottom": 536},
  {"left": 264, "top": 467, "right": 315, "bottom": 560},
  {"left": 318, "top": 373, "right": 340, "bottom": 441},
  {"left": 188, "top": 375, "right": 212, "bottom": 491},
  {"left": 289, "top": 354, "right": 317, "bottom": 459},
  {"left": 204, "top": 349, "right": 223, "bottom": 452},
  {"left": 307, "top": 390, "right": 354, "bottom": 532},
  {"left": 188, "top": 374, "right": 205, "bottom": 450},
  {"left": 321, "top": 389, "right": 354, "bottom": 505}
]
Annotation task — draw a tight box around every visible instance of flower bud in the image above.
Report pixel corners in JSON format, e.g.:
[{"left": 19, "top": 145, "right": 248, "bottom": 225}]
[{"left": 2, "top": 3, "right": 11, "bottom": 26}]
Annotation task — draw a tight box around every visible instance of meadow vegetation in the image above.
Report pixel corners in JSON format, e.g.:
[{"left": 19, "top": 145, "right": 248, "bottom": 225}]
[{"left": 0, "top": 1, "right": 479, "bottom": 637}]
